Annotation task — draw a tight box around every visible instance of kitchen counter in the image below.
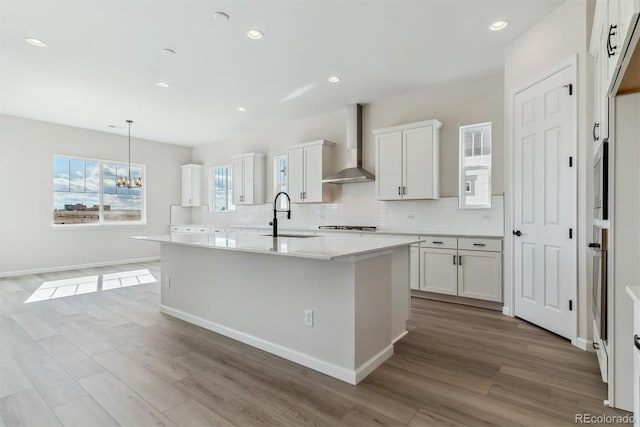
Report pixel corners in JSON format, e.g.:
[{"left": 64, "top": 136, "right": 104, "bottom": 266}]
[
  {"left": 134, "top": 232, "right": 421, "bottom": 261},
  {"left": 170, "top": 224, "right": 504, "bottom": 239},
  {"left": 132, "top": 231, "right": 414, "bottom": 384}
]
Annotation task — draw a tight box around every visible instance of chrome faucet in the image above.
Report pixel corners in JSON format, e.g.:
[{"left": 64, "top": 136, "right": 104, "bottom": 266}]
[{"left": 270, "top": 192, "right": 291, "bottom": 238}]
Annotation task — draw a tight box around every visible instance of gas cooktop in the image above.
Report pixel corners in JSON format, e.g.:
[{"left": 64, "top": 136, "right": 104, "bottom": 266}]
[{"left": 318, "top": 225, "right": 377, "bottom": 232}]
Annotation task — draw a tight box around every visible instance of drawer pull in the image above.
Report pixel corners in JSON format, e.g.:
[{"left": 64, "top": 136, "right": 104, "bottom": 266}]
[
  {"left": 635, "top": 335, "right": 640, "bottom": 351},
  {"left": 473, "top": 243, "right": 486, "bottom": 247},
  {"left": 432, "top": 241, "right": 443, "bottom": 244}
]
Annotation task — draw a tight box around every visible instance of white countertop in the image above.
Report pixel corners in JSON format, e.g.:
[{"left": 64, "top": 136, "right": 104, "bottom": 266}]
[
  {"left": 132, "top": 232, "right": 421, "bottom": 261},
  {"left": 626, "top": 286, "right": 640, "bottom": 305},
  {"left": 170, "top": 224, "right": 504, "bottom": 239}
]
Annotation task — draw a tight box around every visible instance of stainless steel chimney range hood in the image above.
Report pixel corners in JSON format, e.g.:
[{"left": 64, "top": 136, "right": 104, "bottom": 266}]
[{"left": 322, "top": 104, "right": 375, "bottom": 184}]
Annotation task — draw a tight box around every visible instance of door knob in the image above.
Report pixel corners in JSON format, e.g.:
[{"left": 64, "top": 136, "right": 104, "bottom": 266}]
[{"left": 512, "top": 230, "right": 522, "bottom": 237}]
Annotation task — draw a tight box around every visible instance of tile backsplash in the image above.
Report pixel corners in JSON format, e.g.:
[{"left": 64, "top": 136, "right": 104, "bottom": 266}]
[{"left": 184, "top": 182, "right": 504, "bottom": 236}]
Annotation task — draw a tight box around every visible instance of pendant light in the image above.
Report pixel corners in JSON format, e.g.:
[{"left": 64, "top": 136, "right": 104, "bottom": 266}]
[{"left": 116, "top": 120, "right": 142, "bottom": 188}]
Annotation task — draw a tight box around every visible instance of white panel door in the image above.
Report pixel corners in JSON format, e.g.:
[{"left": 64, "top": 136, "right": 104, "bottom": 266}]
[
  {"left": 243, "top": 156, "right": 255, "bottom": 205},
  {"left": 303, "top": 145, "right": 323, "bottom": 203},
  {"left": 376, "top": 132, "right": 403, "bottom": 200},
  {"left": 513, "top": 65, "right": 575, "bottom": 339},
  {"left": 231, "top": 157, "right": 244, "bottom": 205},
  {"left": 288, "top": 148, "right": 304, "bottom": 203},
  {"left": 420, "top": 248, "right": 457, "bottom": 295},
  {"left": 403, "top": 126, "right": 433, "bottom": 199},
  {"left": 458, "top": 250, "right": 502, "bottom": 302}
]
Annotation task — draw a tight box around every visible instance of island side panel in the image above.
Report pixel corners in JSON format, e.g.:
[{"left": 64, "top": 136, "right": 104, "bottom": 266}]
[
  {"left": 160, "top": 243, "right": 356, "bottom": 371},
  {"left": 354, "top": 251, "right": 393, "bottom": 371},
  {"left": 391, "top": 246, "right": 410, "bottom": 342}
]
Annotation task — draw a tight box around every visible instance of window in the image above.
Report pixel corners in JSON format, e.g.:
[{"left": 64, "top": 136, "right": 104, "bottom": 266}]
[
  {"left": 273, "top": 155, "right": 288, "bottom": 209},
  {"left": 459, "top": 122, "right": 492, "bottom": 208},
  {"left": 210, "top": 166, "right": 235, "bottom": 212},
  {"left": 53, "top": 156, "right": 145, "bottom": 225}
]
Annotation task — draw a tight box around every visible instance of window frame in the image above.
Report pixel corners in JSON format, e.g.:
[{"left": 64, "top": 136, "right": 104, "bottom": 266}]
[
  {"left": 209, "top": 165, "right": 235, "bottom": 213},
  {"left": 52, "top": 154, "right": 147, "bottom": 227},
  {"left": 458, "top": 122, "right": 492, "bottom": 209},
  {"left": 272, "top": 154, "right": 288, "bottom": 209}
]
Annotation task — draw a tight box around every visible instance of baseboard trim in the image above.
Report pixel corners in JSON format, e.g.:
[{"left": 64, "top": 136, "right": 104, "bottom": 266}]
[
  {"left": 392, "top": 330, "right": 409, "bottom": 344},
  {"left": 160, "top": 304, "right": 392, "bottom": 385},
  {"left": 576, "top": 337, "right": 594, "bottom": 352},
  {"left": 0, "top": 257, "right": 161, "bottom": 278}
]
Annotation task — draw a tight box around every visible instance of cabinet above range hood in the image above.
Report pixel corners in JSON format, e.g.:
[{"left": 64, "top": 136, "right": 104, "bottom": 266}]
[{"left": 322, "top": 104, "right": 375, "bottom": 184}]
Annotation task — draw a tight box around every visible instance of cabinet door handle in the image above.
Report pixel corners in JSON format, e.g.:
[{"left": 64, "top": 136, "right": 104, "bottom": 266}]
[
  {"left": 403, "top": 186, "right": 407, "bottom": 195},
  {"left": 398, "top": 186, "right": 401, "bottom": 195},
  {"left": 593, "top": 123, "right": 600, "bottom": 142},
  {"left": 453, "top": 255, "right": 456, "bottom": 265},
  {"left": 635, "top": 335, "right": 640, "bottom": 351},
  {"left": 300, "top": 192, "right": 303, "bottom": 199},
  {"left": 607, "top": 24, "right": 617, "bottom": 57},
  {"left": 432, "top": 241, "right": 443, "bottom": 244},
  {"left": 458, "top": 255, "right": 462, "bottom": 266},
  {"left": 473, "top": 243, "right": 486, "bottom": 247}
]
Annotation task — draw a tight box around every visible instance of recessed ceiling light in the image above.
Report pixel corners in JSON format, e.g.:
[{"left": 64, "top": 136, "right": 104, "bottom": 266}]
[
  {"left": 489, "top": 20, "right": 508, "bottom": 31},
  {"left": 108, "top": 125, "right": 117, "bottom": 128},
  {"left": 247, "top": 29, "right": 263, "bottom": 40},
  {"left": 25, "top": 37, "right": 47, "bottom": 47},
  {"left": 237, "top": 107, "right": 247, "bottom": 112},
  {"left": 161, "top": 48, "right": 176, "bottom": 55},
  {"left": 214, "top": 11, "right": 230, "bottom": 22},
  {"left": 328, "top": 76, "right": 341, "bottom": 83},
  {"left": 156, "top": 81, "right": 170, "bottom": 88}
]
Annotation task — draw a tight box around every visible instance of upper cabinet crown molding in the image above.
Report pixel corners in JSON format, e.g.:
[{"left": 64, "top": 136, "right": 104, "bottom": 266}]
[
  {"left": 231, "top": 152, "right": 266, "bottom": 205},
  {"left": 181, "top": 164, "right": 203, "bottom": 207},
  {"left": 287, "top": 139, "right": 335, "bottom": 204},
  {"left": 374, "top": 119, "right": 441, "bottom": 201}
]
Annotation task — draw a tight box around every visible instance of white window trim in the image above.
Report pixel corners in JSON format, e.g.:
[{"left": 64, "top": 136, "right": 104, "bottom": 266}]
[
  {"left": 209, "top": 165, "right": 235, "bottom": 213},
  {"left": 52, "top": 154, "right": 147, "bottom": 226},
  {"left": 458, "top": 122, "right": 492, "bottom": 209}
]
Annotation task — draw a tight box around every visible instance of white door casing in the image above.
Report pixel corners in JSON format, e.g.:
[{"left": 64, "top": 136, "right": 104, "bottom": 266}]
[{"left": 513, "top": 63, "right": 576, "bottom": 340}]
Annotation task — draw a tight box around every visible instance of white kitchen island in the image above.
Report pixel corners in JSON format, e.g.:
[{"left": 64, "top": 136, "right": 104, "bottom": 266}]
[{"left": 132, "top": 231, "right": 419, "bottom": 384}]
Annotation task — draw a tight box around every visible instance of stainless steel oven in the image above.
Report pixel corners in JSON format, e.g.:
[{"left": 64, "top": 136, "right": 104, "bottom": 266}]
[{"left": 594, "top": 140, "right": 609, "bottom": 221}]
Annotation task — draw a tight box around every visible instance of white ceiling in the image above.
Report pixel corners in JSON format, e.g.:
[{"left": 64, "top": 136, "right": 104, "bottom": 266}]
[{"left": 0, "top": 0, "right": 563, "bottom": 146}]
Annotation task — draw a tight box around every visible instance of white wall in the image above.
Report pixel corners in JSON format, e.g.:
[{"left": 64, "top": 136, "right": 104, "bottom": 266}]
[
  {"left": 0, "top": 114, "right": 192, "bottom": 275},
  {"left": 503, "top": 0, "right": 593, "bottom": 342},
  {"left": 191, "top": 72, "right": 505, "bottom": 233}
]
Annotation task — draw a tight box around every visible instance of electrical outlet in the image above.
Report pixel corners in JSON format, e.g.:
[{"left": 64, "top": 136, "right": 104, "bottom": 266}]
[
  {"left": 304, "top": 309, "right": 313, "bottom": 327},
  {"left": 163, "top": 276, "right": 171, "bottom": 288}
]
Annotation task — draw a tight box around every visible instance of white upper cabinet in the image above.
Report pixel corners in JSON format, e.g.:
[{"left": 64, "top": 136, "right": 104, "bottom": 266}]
[
  {"left": 181, "top": 164, "right": 202, "bottom": 207},
  {"left": 374, "top": 119, "right": 441, "bottom": 200},
  {"left": 231, "top": 153, "right": 265, "bottom": 205},
  {"left": 287, "top": 140, "right": 335, "bottom": 203},
  {"left": 592, "top": 0, "right": 640, "bottom": 95}
]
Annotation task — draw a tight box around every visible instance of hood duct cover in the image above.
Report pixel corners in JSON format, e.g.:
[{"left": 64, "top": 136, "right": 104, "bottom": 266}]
[{"left": 322, "top": 104, "right": 375, "bottom": 184}]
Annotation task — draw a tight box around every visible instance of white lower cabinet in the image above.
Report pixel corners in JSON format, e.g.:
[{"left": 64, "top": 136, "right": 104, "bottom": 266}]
[
  {"left": 420, "top": 248, "right": 457, "bottom": 295},
  {"left": 416, "top": 236, "right": 503, "bottom": 303},
  {"left": 457, "top": 250, "right": 502, "bottom": 302}
]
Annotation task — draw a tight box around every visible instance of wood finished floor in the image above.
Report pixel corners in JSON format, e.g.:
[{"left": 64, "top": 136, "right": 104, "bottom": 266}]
[{"left": 0, "top": 261, "right": 630, "bottom": 426}]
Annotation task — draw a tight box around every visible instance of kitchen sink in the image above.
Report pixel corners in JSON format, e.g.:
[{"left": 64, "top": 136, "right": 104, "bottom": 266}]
[{"left": 260, "top": 234, "right": 318, "bottom": 238}]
